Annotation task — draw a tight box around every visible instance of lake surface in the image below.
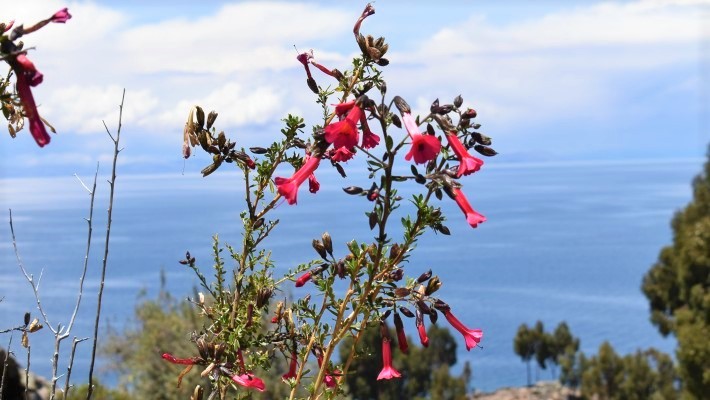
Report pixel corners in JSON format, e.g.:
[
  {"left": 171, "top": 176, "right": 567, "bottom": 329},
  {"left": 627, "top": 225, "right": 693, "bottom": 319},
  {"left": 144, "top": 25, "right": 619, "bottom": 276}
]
[{"left": 0, "top": 158, "right": 700, "bottom": 392}]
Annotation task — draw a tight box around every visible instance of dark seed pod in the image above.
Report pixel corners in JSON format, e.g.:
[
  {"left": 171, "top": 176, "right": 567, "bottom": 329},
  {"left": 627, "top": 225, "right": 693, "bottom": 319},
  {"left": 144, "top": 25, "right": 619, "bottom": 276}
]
[
  {"left": 312, "top": 239, "right": 328, "bottom": 259},
  {"left": 433, "top": 299, "right": 450, "bottom": 312},
  {"left": 253, "top": 218, "right": 265, "bottom": 229},
  {"left": 391, "top": 114, "right": 402, "bottom": 128},
  {"left": 393, "top": 96, "right": 411, "bottom": 114},
  {"left": 417, "top": 300, "right": 431, "bottom": 315},
  {"left": 472, "top": 123, "right": 482, "bottom": 129},
  {"left": 322, "top": 232, "right": 333, "bottom": 255},
  {"left": 436, "top": 224, "right": 451, "bottom": 236},
  {"left": 425, "top": 276, "right": 442, "bottom": 295},
  {"left": 399, "top": 307, "right": 415, "bottom": 318},
  {"left": 337, "top": 260, "right": 346, "bottom": 279},
  {"left": 429, "top": 309, "right": 439, "bottom": 324},
  {"left": 307, "top": 77, "right": 319, "bottom": 94},
  {"left": 474, "top": 145, "right": 498, "bottom": 157},
  {"left": 453, "top": 95, "right": 463, "bottom": 108},
  {"left": 195, "top": 106, "right": 205, "bottom": 130},
  {"left": 389, "top": 244, "right": 401, "bottom": 260},
  {"left": 415, "top": 175, "right": 426, "bottom": 185},
  {"left": 249, "top": 146, "right": 268, "bottom": 154},
  {"left": 381, "top": 309, "right": 392, "bottom": 322},
  {"left": 334, "top": 162, "right": 347, "bottom": 178},
  {"left": 435, "top": 188, "right": 443, "bottom": 200},
  {"left": 379, "top": 81, "right": 387, "bottom": 95},
  {"left": 417, "top": 269, "right": 433, "bottom": 283},
  {"left": 437, "top": 104, "right": 454, "bottom": 115},
  {"left": 472, "top": 132, "right": 492, "bottom": 146},
  {"left": 206, "top": 111, "right": 218, "bottom": 130},
  {"left": 430, "top": 98, "right": 440, "bottom": 113},
  {"left": 24, "top": 312, "right": 30, "bottom": 326},
  {"left": 343, "top": 186, "right": 364, "bottom": 195},
  {"left": 394, "top": 287, "right": 411, "bottom": 297},
  {"left": 426, "top": 123, "right": 436, "bottom": 136},
  {"left": 389, "top": 268, "right": 404, "bottom": 281},
  {"left": 369, "top": 212, "right": 378, "bottom": 230}
]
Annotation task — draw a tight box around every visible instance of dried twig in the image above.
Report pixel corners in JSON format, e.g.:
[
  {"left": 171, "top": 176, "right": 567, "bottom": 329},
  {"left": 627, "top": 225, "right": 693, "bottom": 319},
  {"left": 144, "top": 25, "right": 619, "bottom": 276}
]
[
  {"left": 0, "top": 333, "right": 13, "bottom": 400},
  {"left": 86, "top": 89, "right": 125, "bottom": 400}
]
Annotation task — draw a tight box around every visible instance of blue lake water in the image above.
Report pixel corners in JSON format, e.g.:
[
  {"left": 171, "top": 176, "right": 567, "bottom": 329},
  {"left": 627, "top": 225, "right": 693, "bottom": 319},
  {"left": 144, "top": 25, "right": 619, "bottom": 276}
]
[{"left": 0, "top": 158, "right": 700, "bottom": 392}]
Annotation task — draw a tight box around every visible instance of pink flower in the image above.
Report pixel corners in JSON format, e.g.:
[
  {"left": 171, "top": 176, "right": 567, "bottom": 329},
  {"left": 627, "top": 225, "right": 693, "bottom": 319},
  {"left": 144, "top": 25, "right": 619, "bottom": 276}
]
[
  {"left": 231, "top": 374, "right": 266, "bottom": 392},
  {"left": 376, "top": 338, "right": 401, "bottom": 380},
  {"left": 334, "top": 101, "right": 355, "bottom": 119},
  {"left": 12, "top": 64, "right": 50, "bottom": 147},
  {"left": 275, "top": 156, "right": 321, "bottom": 205},
  {"left": 15, "top": 54, "right": 43, "bottom": 86},
  {"left": 444, "top": 309, "right": 483, "bottom": 351},
  {"left": 324, "top": 104, "right": 362, "bottom": 149},
  {"left": 329, "top": 147, "right": 355, "bottom": 162},
  {"left": 417, "top": 323, "right": 429, "bottom": 348},
  {"left": 452, "top": 188, "right": 486, "bottom": 228},
  {"left": 282, "top": 352, "right": 298, "bottom": 380},
  {"left": 51, "top": 8, "right": 72, "bottom": 23},
  {"left": 402, "top": 113, "right": 440, "bottom": 164},
  {"left": 394, "top": 313, "right": 409, "bottom": 354},
  {"left": 316, "top": 354, "right": 340, "bottom": 388},
  {"left": 295, "top": 271, "right": 312, "bottom": 287},
  {"left": 3, "top": 20, "right": 14, "bottom": 32},
  {"left": 446, "top": 132, "right": 483, "bottom": 177},
  {"left": 360, "top": 114, "right": 380, "bottom": 149}
]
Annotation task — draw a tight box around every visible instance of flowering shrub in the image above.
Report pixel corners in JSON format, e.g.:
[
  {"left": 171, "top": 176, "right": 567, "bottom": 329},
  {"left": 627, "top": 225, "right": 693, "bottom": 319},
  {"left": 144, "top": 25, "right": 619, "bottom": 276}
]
[
  {"left": 173, "top": 3, "right": 497, "bottom": 399},
  {"left": 1, "top": 8, "right": 71, "bottom": 147}
]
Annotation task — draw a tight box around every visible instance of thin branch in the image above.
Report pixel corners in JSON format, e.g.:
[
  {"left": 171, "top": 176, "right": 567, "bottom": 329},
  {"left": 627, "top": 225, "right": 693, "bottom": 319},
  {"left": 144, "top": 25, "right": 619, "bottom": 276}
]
[
  {"left": 0, "top": 333, "right": 13, "bottom": 400},
  {"left": 9, "top": 209, "right": 55, "bottom": 334},
  {"left": 63, "top": 337, "right": 89, "bottom": 398},
  {"left": 86, "top": 88, "right": 125, "bottom": 400}
]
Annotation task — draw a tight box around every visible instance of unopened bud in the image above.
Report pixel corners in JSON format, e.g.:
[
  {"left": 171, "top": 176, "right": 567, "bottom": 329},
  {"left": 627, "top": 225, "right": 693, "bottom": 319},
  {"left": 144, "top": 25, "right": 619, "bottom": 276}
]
[
  {"left": 472, "top": 132, "right": 492, "bottom": 146},
  {"left": 454, "top": 95, "right": 463, "bottom": 108},
  {"left": 393, "top": 96, "right": 411, "bottom": 115},
  {"left": 461, "top": 108, "right": 477, "bottom": 119},
  {"left": 306, "top": 77, "right": 318, "bottom": 94},
  {"left": 375, "top": 58, "right": 389, "bottom": 66},
  {"left": 312, "top": 239, "right": 328, "bottom": 259},
  {"left": 399, "top": 307, "right": 414, "bottom": 318},
  {"left": 430, "top": 98, "right": 440, "bottom": 113},
  {"left": 417, "top": 300, "right": 431, "bottom": 315},
  {"left": 433, "top": 299, "right": 450, "bottom": 313},
  {"left": 429, "top": 308, "right": 439, "bottom": 324},
  {"left": 206, "top": 111, "right": 218, "bottom": 130},
  {"left": 381, "top": 309, "right": 392, "bottom": 321},
  {"left": 369, "top": 212, "right": 378, "bottom": 230},
  {"left": 191, "top": 385, "right": 204, "bottom": 400},
  {"left": 250, "top": 146, "right": 268, "bottom": 154},
  {"left": 425, "top": 276, "right": 442, "bottom": 295},
  {"left": 321, "top": 232, "right": 333, "bottom": 255},
  {"left": 24, "top": 312, "right": 30, "bottom": 326},
  {"left": 394, "top": 287, "right": 411, "bottom": 297},
  {"left": 474, "top": 144, "right": 498, "bottom": 157},
  {"left": 417, "top": 269, "right": 432, "bottom": 283},
  {"left": 391, "top": 114, "right": 402, "bottom": 128},
  {"left": 195, "top": 106, "right": 205, "bottom": 130},
  {"left": 389, "top": 268, "right": 404, "bottom": 281}
]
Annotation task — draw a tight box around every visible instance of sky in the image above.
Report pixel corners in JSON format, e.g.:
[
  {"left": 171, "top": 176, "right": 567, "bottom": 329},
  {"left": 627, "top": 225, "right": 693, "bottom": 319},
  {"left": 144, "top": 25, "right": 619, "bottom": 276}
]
[{"left": 0, "top": 0, "right": 708, "bottom": 178}]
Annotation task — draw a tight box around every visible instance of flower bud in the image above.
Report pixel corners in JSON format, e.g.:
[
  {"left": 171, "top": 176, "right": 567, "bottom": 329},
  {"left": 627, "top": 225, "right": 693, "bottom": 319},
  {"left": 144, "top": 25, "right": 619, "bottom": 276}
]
[
  {"left": 393, "top": 96, "right": 411, "bottom": 114},
  {"left": 430, "top": 98, "right": 440, "bottom": 113},
  {"left": 454, "top": 95, "right": 463, "bottom": 108},
  {"left": 472, "top": 132, "right": 492, "bottom": 146},
  {"left": 417, "top": 300, "right": 431, "bottom": 315},
  {"left": 381, "top": 309, "right": 392, "bottom": 322},
  {"left": 206, "top": 111, "right": 218, "bottom": 130},
  {"left": 343, "top": 186, "right": 364, "bottom": 195},
  {"left": 391, "top": 114, "right": 402, "bottom": 128},
  {"left": 389, "top": 268, "right": 404, "bottom": 281},
  {"left": 399, "top": 307, "right": 414, "bottom": 318},
  {"left": 312, "top": 239, "right": 328, "bottom": 259},
  {"left": 24, "top": 312, "right": 30, "bottom": 326},
  {"left": 417, "top": 269, "right": 432, "bottom": 283},
  {"left": 322, "top": 232, "right": 333, "bottom": 255},
  {"left": 426, "top": 276, "right": 442, "bottom": 295},
  {"left": 295, "top": 271, "right": 312, "bottom": 287},
  {"left": 433, "top": 299, "right": 450, "bottom": 313},
  {"left": 307, "top": 77, "right": 318, "bottom": 94},
  {"left": 191, "top": 385, "right": 204, "bottom": 400},
  {"left": 250, "top": 146, "right": 268, "bottom": 154},
  {"left": 461, "top": 108, "right": 477, "bottom": 119},
  {"left": 369, "top": 212, "right": 378, "bottom": 230},
  {"left": 474, "top": 144, "right": 498, "bottom": 157},
  {"left": 394, "top": 313, "right": 409, "bottom": 354},
  {"left": 394, "top": 287, "right": 411, "bottom": 297},
  {"left": 429, "top": 308, "right": 439, "bottom": 324},
  {"left": 195, "top": 106, "right": 205, "bottom": 130}
]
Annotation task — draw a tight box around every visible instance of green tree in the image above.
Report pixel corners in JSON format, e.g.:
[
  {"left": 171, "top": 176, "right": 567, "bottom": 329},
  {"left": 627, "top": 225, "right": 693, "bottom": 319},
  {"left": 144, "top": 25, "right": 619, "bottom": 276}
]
[
  {"left": 550, "top": 322, "right": 579, "bottom": 379},
  {"left": 642, "top": 149, "right": 710, "bottom": 398},
  {"left": 340, "top": 324, "right": 469, "bottom": 400},
  {"left": 513, "top": 323, "right": 535, "bottom": 386}
]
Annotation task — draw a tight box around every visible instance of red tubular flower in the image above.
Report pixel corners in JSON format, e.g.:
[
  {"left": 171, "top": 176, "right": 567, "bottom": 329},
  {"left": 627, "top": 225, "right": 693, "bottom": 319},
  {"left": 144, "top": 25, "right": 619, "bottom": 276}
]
[
  {"left": 282, "top": 352, "right": 298, "bottom": 380},
  {"left": 3, "top": 21, "right": 14, "bottom": 32},
  {"left": 12, "top": 66, "right": 50, "bottom": 147},
  {"left": 401, "top": 113, "right": 440, "bottom": 164},
  {"left": 334, "top": 101, "right": 355, "bottom": 119},
  {"left": 444, "top": 309, "right": 483, "bottom": 351},
  {"left": 316, "top": 354, "right": 339, "bottom": 388},
  {"left": 393, "top": 313, "right": 408, "bottom": 354},
  {"left": 360, "top": 114, "right": 380, "bottom": 149},
  {"left": 275, "top": 156, "right": 321, "bottom": 205},
  {"left": 231, "top": 374, "right": 266, "bottom": 392},
  {"left": 445, "top": 132, "right": 483, "bottom": 177},
  {"left": 297, "top": 51, "right": 314, "bottom": 80},
  {"left": 161, "top": 353, "right": 199, "bottom": 365},
  {"left": 376, "top": 338, "right": 401, "bottom": 380},
  {"left": 324, "top": 104, "right": 362, "bottom": 149},
  {"left": 295, "top": 271, "right": 312, "bottom": 287},
  {"left": 417, "top": 323, "right": 429, "bottom": 348},
  {"left": 51, "top": 8, "right": 72, "bottom": 23},
  {"left": 452, "top": 188, "right": 486, "bottom": 228}
]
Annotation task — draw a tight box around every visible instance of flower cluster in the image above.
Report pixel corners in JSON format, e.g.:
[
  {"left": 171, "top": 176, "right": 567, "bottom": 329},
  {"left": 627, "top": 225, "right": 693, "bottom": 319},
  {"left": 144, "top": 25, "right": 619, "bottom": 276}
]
[{"left": 1, "top": 8, "right": 72, "bottom": 147}]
